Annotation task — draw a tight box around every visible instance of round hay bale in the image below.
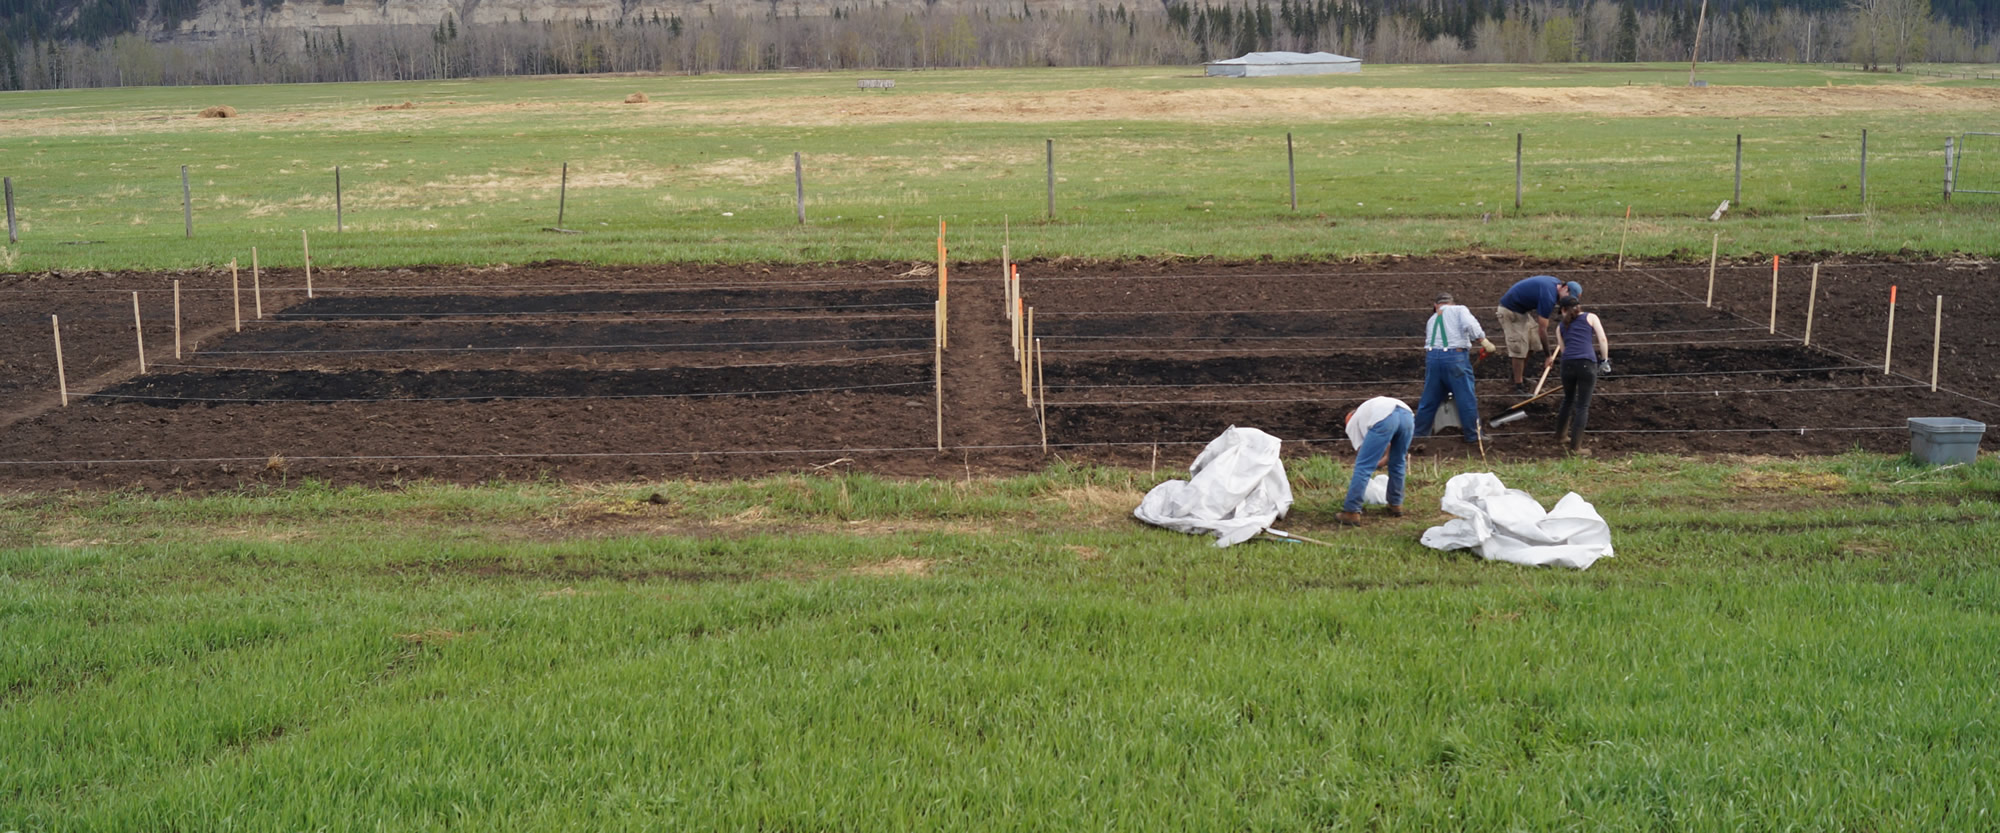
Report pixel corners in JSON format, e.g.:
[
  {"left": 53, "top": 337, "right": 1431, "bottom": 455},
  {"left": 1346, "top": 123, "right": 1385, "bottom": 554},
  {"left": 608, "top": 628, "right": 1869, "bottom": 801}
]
[
  {"left": 624, "top": 92, "right": 650, "bottom": 104},
  {"left": 197, "top": 105, "right": 237, "bottom": 118}
]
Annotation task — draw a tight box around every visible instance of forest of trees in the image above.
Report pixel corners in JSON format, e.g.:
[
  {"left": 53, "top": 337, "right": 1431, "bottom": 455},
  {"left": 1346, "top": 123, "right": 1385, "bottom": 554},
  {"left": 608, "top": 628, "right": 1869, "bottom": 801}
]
[{"left": 0, "top": 0, "right": 1990, "bottom": 90}]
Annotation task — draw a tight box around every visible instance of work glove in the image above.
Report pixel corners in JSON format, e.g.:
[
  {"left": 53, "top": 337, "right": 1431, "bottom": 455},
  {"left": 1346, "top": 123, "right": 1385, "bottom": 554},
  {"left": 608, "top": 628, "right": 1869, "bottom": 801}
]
[
  {"left": 1598, "top": 359, "right": 1612, "bottom": 375},
  {"left": 1478, "top": 338, "right": 1496, "bottom": 354}
]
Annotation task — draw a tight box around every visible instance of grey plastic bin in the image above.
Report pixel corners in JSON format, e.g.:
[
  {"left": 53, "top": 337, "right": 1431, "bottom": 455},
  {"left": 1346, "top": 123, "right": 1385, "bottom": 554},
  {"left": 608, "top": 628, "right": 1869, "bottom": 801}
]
[{"left": 1907, "top": 417, "right": 1986, "bottom": 465}]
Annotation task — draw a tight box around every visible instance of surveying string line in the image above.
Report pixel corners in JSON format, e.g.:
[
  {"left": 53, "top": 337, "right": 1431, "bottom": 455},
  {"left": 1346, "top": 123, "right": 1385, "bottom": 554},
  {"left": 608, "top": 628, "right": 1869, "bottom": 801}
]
[
  {"left": 265, "top": 301, "right": 937, "bottom": 318},
  {"left": 0, "top": 277, "right": 934, "bottom": 296},
  {"left": 1041, "top": 364, "right": 1885, "bottom": 391},
  {"left": 1489, "top": 426, "right": 1907, "bottom": 437},
  {"left": 1041, "top": 326, "right": 1766, "bottom": 342},
  {"left": 148, "top": 352, "right": 934, "bottom": 375},
  {"left": 248, "top": 312, "right": 931, "bottom": 326},
  {"left": 1044, "top": 384, "right": 1934, "bottom": 408},
  {"left": 193, "top": 337, "right": 936, "bottom": 357},
  {"left": 1036, "top": 301, "right": 1703, "bottom": 317},
  {"left": 1042, "top": 338, "right": 1799, "bottom": 355},
  {"left": 73, "top": 380, "right": 930, "bottom": 405},
  {"left": 1027, "top": 261, "right": 1974, "bottom": 285}
]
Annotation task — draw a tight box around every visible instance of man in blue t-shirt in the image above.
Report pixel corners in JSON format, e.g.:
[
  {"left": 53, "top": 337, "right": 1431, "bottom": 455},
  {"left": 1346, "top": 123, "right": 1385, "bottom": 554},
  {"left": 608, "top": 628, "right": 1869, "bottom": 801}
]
[{"left": 1496, "top": 276, "right": 1580, "bottom": 394}]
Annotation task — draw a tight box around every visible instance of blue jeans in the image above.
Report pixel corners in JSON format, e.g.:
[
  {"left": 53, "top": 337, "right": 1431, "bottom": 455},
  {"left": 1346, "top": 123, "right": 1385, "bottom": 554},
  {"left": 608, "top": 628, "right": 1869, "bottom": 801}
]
[
  {"left": 1344, "top": 409, "right": 1413, "bottom": 513},
  {"left": 1413, "top": 349, "right": 1481, "bottom": 442}
]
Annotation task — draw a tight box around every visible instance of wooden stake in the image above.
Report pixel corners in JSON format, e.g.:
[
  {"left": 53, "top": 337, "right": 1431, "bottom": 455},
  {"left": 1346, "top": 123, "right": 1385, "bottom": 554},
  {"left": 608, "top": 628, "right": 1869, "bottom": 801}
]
[
  {"left": 1804, "top": 264, "right": 1819, "bottom": 346},
  {"left": 181, "top": 165, "right": 193, "bottom": 239},
  {"left": 1001, "top": 244, "right": 1011, "bottom": 320},
  {"left": 173, "top": 279, "right": 182, "bottom": 359},
  {"left": 335, "top": 165, "right": 343, "bottom": 232},
  {"left": 935, "top": 300, "right": 944, "bottom": 451},
  {"left": 1024, "top": 306, "right": 1035, "bottom": 403},
  {"left": 230, "top": 259, "right": 241, "bottom": 333},
  {"left": 252, "top": 247, "right": 263, "bottom": 318},
  {"left": 1883, "top": 285, "right": 1897, "bottom": 374},
  {"left": 937, "top": 219, "right": 947, "bottom": 350},
  {"left": 557, "top": 161, "right": 568, "bottom": 229},
  {"left": 1705, "top": 233, "right": 1718, "bottom": 307},
  {"left": 52, "top": 315, "right": 67, "bottom": 407},
  {"left": 1036, "top": 337, "right": 1048, "bottom": 453},
  {"left": 1768, "top": 255, "right": 1779, "bottom": 334},
  {"left": 1617, "top": 205, "right": 1631, "bottom": 270},
  {"left": 302, "top": 230, "right": 313, "bottom": 298},
  {"left": 1931, "top": 295, "right": 1943, "bottom": 392},
  {"left": 793, "top": 152, "right": 804, "bottom": 225},
  {"left": 132, "top": 291, "right": 146, "bottom": 374}
]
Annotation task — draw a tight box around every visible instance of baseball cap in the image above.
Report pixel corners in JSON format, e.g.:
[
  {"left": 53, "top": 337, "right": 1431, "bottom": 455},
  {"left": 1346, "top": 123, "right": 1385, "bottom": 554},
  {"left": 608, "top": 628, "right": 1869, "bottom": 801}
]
[
  {"left": 1433, "top": 291, "right": 1454, "bottom": 304},
  {"left": 1564, "top": 280, "right": 1583, "bottom": 299}
]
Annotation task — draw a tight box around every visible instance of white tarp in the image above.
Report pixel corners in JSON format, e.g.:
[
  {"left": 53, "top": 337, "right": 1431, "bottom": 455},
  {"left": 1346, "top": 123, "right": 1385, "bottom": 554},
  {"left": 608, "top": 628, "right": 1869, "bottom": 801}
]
[
  {"left": 1418, "top": 472, "right": 1614, "bottom": 569},
  {"left": 1205, "top": 51, "right": 1361, "bottom": 77},
  {"left": 1134, "top": 426, "right": 1293, "bottom": 547}
]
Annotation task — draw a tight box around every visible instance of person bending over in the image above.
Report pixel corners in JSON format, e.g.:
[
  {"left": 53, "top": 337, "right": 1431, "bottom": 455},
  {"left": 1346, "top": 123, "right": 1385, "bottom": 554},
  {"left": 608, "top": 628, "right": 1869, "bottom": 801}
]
[
  {"left": 1336, "top": 396, "right": 1413, "bottom": 526},
  {"left": 1496, "top": 275, "right": 1579, "bottom": 394}
]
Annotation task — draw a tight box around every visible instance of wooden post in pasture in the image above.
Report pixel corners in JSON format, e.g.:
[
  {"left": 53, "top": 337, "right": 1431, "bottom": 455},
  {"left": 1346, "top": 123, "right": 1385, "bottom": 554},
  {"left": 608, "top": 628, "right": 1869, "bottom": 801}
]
[
  {"left": 1705, "top": 233, "right": 1719, "bottom": 307},
  {"left": 557, "top": 162, "right": 569, "bottom": 229},
  {"left": 1943, "top": 137, "right": 1955, "bottom": 203},
  {"left": 1804, "top": 264, "right": 1819, "bottom": 346},
  {"left": 1734, "top": 134, "right": 1742, "bottom": 206},
  {"left": 1287, "top": 132, "right": 1297, "bottom": 211},
  {"left": 1858, "top": 130, "right": 1868, "bottom": 205},
  {"left": 230, "top": 259, "right": 242, "bottom": 333},
  {"left": 794, "top": 152, "right": 805, "bottom": 225},
  {"left": 1689, "top": 0, "right": 1709, "bottom": 86},
  {"left": 172, "top": 280, "right": 182, "bottom": 359},
  {"left": 251, "top": 247, "right": 263, "bottom": 318},
  {"left": 1514, "top": 133, "right": 1523, "bottom": 211},
  {"left": 4, "top": 176, "right": 16, "bottom": 244},
  {"left": 1045, "top": 139, "right": 1055, "bottom": 220},
  {"left": 335, "top": 166, "right": 343, "bottom": 233},
  {"left": 302, "top": 230, "right": 313, "bottom": 298},
  {"left": 1767, "top": 255, "right": 1779, "bottom": 334},
  {"left": 1617, "top": 205, "right": 1631, "bottom": 270},
  {"left": 51, "top": 315, "right": 67, "bottom": 407},
  {"left": 1931, "top": 296, "right": 1943, "bottom": 392},
  {"left": 181, "top": 166, "right": 193, "bottom": 239},
  {"left": 132, "top": 291, "right": 146, "bottom": 374},
  {"left": 934, "top": 299, "right": 944, "bottom": 452},
  {"left": 1883, "top": 285, "right": 1897, "bottom": 374}
]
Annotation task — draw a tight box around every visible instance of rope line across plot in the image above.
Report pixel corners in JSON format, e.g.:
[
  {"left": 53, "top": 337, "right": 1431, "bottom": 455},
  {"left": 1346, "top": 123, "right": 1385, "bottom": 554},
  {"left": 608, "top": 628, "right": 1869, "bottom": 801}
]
[{"left": 76, "top": 379, "right": 930, "bottom": 405}]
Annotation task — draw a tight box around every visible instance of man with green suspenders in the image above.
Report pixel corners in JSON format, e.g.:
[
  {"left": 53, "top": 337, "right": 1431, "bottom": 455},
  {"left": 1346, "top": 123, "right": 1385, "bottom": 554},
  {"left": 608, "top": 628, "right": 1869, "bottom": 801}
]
[{"left": 1413, "top": 291, "right": 1494, "bottom": 443}]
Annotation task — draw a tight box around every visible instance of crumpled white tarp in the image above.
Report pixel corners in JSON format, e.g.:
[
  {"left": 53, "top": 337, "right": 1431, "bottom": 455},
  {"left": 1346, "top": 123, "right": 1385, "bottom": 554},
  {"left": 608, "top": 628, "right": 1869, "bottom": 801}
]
[
  {"left": 1134, "top": 426, "right": 1293, "bottom": 547},
  {"left": 1419, "top": 472, "right": 1613, "bottom": 569}
]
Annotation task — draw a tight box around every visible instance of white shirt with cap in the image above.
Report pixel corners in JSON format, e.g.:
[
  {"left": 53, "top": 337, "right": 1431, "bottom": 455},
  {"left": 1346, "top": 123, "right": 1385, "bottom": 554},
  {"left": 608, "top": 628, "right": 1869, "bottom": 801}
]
[{"left": 1424, "top": 304, "right": 1487, "bottom": 351}]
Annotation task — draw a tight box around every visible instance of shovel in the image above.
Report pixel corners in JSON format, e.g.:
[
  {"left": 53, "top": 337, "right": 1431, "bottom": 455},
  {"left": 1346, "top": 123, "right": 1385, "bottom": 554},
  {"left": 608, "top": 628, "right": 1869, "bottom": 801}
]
[{"left": 1489, "top": 364, "right": 1558, "bottom": 427}]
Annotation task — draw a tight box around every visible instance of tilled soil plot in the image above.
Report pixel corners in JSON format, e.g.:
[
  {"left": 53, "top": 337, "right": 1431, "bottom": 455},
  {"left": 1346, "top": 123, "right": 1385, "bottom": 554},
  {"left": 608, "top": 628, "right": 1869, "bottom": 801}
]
[{"left": 1, "top": 257, "right": 1994, "bottom": 490}]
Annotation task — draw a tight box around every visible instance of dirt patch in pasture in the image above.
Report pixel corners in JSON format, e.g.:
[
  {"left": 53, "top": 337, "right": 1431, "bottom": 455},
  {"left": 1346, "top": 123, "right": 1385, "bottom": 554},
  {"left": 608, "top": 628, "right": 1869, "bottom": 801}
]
[
  {"left": 197, "top": 105, "right": 237, "bottom": 118},
  {"left": 1, "top": 257, "right": 1995, "bottom": 491},
  {"left": 851, "top": 557, "right": 932, "bottom": 577}
]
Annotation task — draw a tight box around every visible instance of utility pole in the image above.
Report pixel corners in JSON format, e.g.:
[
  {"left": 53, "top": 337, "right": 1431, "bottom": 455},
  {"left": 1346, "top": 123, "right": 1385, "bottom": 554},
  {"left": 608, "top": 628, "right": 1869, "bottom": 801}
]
[{"left": 1689, "top": 0, "right": 1709, "bottom": 86}]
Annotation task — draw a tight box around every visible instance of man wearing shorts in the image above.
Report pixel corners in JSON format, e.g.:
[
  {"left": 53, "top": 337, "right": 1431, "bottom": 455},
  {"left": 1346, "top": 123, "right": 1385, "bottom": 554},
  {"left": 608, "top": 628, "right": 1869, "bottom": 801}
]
[{"left": 1496, "top": 275, "right": 1580, "bottom": 394}]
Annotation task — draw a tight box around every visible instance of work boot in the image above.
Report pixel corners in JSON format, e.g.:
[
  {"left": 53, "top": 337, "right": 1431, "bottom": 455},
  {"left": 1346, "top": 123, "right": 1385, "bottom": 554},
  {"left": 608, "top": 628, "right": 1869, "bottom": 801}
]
[
  {"left": 1569, "top": 443, "right": 1590, "bottom": 457},
  {"left": 1385, "top": 505, "right": 1405, "bottom": 518},
  {"left": 1513, "top": 382, "right": 1529, "bottom": 396},
  {"left": 1556, "top": 424, "right": 1570, "bottom": 446},
  {"left": 1335, "top": 511, "right": 1363, "bottom": 526}
]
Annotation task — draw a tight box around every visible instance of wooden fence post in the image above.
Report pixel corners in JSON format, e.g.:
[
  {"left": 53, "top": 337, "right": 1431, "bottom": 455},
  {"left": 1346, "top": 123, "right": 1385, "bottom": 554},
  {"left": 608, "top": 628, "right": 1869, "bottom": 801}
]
[
  {"left": 4, "top": 176, "right": 15, "bottom": 244},
  {"left": 557, "top": 161, "right": 568, "bottom": 229},
  {"left": 335, "top": 166, "right": 343, "bottom": 232},
  {"left": 132, "top": 291, "right": 146, "bottom": 374},
  {"left": 181, "top": 165, "right": 193, "bottom": 238},
  {"left": 302, "top": 230, "right": 313, "bottom": 298},
  {"left": 51, "top": 314, "right": 67, "bottom": 407},
  {"left": 1287, "top": 132, "right": 1297, "bottom": 211},
  {"left": 1734, "top": 134, "right": 1742, "bottom": 206},
  {"left": 1046, "top": 139, "right": 1055, "bottom": 220},
  {"left": 794, "top": 152, "right": 805, "bottom": 225},
  {"left": 1514, "top": 133, "right": 1523, "bottom": 210},
  {"left": 1858, "top": 129, "right": 1868, "bottom": 205}
]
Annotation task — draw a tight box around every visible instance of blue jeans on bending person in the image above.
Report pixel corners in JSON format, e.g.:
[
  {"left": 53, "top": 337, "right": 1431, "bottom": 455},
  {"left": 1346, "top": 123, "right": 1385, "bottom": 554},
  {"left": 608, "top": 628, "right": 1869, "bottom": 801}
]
[
  {"left": 1412, "top": 349, "right": 1481, "bottom": 443},
  {"left": 1343, "top": 409, "right": 1414, "bottom": 513}
]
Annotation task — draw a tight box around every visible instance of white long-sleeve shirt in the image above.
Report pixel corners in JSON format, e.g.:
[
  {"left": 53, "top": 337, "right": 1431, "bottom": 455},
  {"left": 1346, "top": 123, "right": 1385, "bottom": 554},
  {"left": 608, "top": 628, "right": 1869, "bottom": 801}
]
[
  {"left": 1423, "top": 304, "right": 1487, "bottom": 350},
  {"left": 1346, "top": 397, "right": 1412, "bottom": 449}
]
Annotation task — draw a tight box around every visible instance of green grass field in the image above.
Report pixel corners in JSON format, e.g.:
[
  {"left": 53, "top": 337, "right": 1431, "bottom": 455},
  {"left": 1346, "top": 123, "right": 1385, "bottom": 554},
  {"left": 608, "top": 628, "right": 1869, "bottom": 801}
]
[
  {"left": 3, "top": 453, "right": 1998, "bottom": 830},
  {"left": 0, "top": 63, "right": 1995, "bottom": 271},
  {"left": 6, "top": 63, "right": 2000, "bottom": 830}
]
